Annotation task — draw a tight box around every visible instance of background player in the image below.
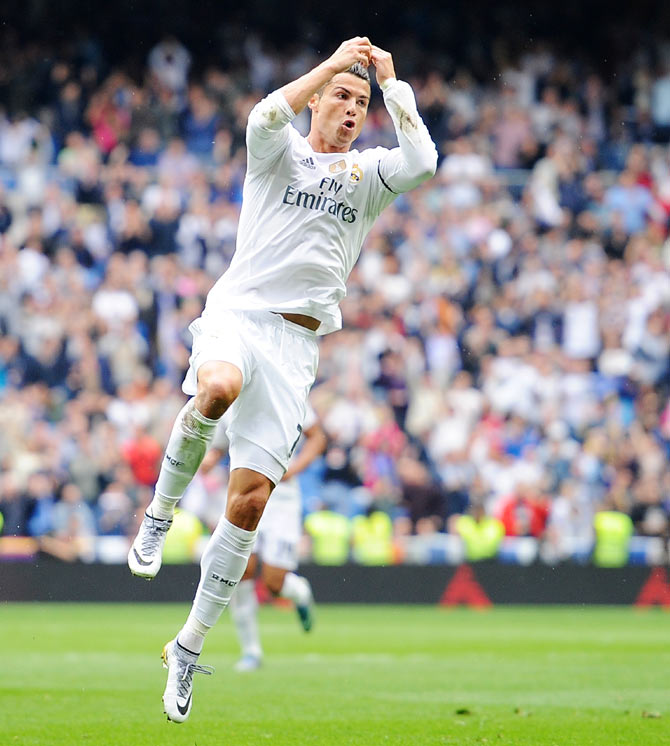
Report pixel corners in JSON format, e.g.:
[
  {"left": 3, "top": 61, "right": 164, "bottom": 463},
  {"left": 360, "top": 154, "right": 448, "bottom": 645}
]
[{"left": 127, "top": 36, "right": 437, "bottom": 722}]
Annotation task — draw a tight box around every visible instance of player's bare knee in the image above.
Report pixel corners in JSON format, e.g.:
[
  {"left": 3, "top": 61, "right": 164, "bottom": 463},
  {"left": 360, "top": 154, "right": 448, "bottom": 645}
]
[{"left": 197, "top": 366, "right": 242, "bottom": 411}]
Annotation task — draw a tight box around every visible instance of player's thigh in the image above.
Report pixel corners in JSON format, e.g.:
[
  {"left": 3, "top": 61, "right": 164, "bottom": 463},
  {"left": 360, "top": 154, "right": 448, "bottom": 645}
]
[
  {"left": 182, "top": 312, "right": 252, "bottom": 403},
  {"left": 226, "top": 312, "right": 318, "bottom": 477}
]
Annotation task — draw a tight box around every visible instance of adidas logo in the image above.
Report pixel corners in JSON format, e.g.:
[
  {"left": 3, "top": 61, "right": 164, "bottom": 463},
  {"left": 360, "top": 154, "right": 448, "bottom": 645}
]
[{"left": 299, "top": 156, "right": 316, "bottom": 170}]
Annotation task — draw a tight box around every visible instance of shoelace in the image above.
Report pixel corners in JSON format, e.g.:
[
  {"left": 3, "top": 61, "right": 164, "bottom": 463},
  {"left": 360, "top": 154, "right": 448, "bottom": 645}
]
[
  {"left": 140, "top": 514, "right": 171, "bottom": 555},
  {"left": 176, "top": 661, "right": 214, "bottom": 700}
]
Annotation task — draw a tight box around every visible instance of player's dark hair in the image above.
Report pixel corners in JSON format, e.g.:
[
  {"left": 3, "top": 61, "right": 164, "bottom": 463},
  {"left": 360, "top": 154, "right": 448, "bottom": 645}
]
[
  {"left": 346, "top": 62, "right": 370, "bottom": 84},
  {"left": 317, "top": 63, "right": 371, "bottom": 96}
]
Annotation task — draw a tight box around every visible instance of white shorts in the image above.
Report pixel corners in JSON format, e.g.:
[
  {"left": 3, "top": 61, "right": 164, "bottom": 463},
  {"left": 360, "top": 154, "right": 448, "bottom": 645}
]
[
  {"left": 255, "top": 478, "right": 302, "bottom": 570},
  {"left": 183, "top": 309, "right": 319, "bottom": 485}
]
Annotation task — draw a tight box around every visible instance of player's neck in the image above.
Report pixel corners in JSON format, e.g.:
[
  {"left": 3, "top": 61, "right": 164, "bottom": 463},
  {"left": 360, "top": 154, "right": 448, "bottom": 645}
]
[{"left": 306, "top": 131, "right": 350, "bottom": 154}]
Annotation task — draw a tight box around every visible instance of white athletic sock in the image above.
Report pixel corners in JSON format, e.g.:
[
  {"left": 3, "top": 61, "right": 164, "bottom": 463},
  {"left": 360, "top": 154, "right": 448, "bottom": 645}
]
[
  {"left": 229, "top": 579, "right": 262, "bottom": 659},
  {"left": 148, "top": 400, "right": 220, "bottom": 520},
  {"left": 181, "top": 516, "right": 257, "bottom": 644},
  {"left": 279, "top": 572, "right": 313, "bottom": 607},
  {"left": 177, "top": 611, "right": 210, "bottom": 655},
  {"left": 147, "top": 493, "right": 179, "bottom": 521}
]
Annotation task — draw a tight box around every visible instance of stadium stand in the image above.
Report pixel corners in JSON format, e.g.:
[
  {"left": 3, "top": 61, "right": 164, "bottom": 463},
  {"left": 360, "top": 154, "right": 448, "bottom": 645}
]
[{"left": 0, "top": 6, "right": 669, "bottom": 566}]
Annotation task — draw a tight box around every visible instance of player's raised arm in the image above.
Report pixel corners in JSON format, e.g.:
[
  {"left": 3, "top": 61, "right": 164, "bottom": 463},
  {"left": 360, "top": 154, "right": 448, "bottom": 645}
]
[
  {"left": 371, "top": 45, "right": 438, "bottom": 193},
  {"left": 246, "top": 37, "right": 372, "bottom": 161}
]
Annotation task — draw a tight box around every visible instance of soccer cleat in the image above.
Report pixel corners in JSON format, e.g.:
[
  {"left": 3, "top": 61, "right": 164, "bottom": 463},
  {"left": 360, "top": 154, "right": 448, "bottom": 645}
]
[
  {"left": 296, "top": 585, "right": 315, "bottom": 632},
  {"left": 161, "top": 639, "right": 214, "bottom": 723},
  {"left": 296, "top": 603, "right": 314, "bottom": 632},
  {"left": 127, "top": 513, "right": 172, "bottom": 579},
  {"left": 233, "top": 654, "right": 262, "bottom": 673}
]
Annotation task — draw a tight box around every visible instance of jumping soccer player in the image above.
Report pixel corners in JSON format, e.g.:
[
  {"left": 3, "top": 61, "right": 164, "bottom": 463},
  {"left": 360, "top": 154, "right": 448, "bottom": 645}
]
[{"left": 127, "top": 36, "right": 437, "bottom": 723}]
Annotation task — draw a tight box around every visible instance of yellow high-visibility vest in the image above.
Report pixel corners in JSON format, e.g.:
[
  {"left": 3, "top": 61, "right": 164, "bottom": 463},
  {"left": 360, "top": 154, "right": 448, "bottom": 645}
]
[
  {"left": 593, "top": 511, "right": 633, "bottom": 568},
  {"left": 456, "top": 515, "right": 505, "bottom": 561},
  {"left": 304, "top": 511, "right": 351, "bottom": 565},
  {"left": 163, "top": 510, "right": 206, "bottom": 564},
  {"left": 352, "top": 511, "right": 394, "bottom": 565}
]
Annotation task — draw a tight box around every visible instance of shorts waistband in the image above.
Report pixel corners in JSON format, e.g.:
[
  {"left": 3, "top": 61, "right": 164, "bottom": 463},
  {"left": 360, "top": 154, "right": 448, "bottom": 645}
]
[{"left": 241, "top": 309, "right": 318, "bottom": 339}]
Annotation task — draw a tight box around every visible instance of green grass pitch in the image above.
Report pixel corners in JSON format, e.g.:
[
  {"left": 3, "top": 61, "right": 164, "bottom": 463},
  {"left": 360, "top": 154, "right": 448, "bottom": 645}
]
[{"left": 1, "top": 602, "right": 669, "bottom": 745}]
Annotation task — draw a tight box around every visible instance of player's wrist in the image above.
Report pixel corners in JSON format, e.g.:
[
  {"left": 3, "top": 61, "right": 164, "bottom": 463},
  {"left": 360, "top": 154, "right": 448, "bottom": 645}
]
[
  {"left": 379, "top": 76, "right": 397, "bottom": 92},
  {"left": 321, "top": 57, "right": 343, "bottom": 79}
]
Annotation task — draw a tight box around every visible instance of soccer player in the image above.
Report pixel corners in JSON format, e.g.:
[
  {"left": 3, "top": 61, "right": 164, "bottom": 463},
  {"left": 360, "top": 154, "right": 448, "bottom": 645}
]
[{"left": 127, "top": 36, "right": 437, "bottom": 722}]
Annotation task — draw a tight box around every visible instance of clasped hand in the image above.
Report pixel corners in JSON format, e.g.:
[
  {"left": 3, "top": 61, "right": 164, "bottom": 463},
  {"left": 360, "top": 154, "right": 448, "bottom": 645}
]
[{"left": 329, "top": 37, "right": 396, "bottom": 87}]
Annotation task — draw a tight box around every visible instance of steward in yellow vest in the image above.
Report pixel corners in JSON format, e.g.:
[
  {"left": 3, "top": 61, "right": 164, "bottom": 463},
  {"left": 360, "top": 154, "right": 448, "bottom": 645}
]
[
  {"left": 163, "top": 509, "right": 207, "bottom": 564},
  {"left": 593, "top": 511, "right": 633, "bottom": 567},
  {"left": 352, "top": 510, "right": 394, "bottom": 565},
  {"left": 304, "top": 510, "right": 351, "bottom": 565},
  {"left": 454, "top": 505, "right": 505, "bottom": 562}
]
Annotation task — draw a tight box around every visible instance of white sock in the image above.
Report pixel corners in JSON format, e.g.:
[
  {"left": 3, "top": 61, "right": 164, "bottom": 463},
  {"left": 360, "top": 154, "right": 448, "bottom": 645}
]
[
  {"left": 177, "top": 611, "right": 210, "bottom": 655},
  {"left": 147, "top": 494, "right": 179, "bottom": 521},
  {"left": 279, "top": 572, "right": 313, "bottom": 607},
  {"left": 181, "top": 516, "right": 257, "bottom": 645},
  {"left": 148, "top": 400, "right": 220, "bottom": 520},
  {"left": 229, "top": 579, "right": 262, "bottom": 659}
]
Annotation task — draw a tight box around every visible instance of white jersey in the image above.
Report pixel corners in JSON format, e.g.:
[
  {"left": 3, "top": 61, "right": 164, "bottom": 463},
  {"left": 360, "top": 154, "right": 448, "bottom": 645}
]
[{"left": 203, "top": 79, "right": 437, "bottom": 335}]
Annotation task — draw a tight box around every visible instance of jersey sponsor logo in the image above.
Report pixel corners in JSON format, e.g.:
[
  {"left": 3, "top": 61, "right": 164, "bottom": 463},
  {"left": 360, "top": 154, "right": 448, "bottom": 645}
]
[
  {"left": 350, "top": 164, "right": 363, "bottom": 183},
  {"left": 299, "top": 156, "right": 316, "bottom": 169},
  {"left": 282, "top": 176, "right": 358, "bottom": 223},
  {"left": 329, "top": 159, "right": 347, "bottom": 174}
]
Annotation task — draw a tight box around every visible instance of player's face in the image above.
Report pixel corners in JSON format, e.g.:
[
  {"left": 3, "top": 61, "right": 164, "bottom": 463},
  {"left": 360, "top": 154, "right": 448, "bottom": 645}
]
[{"left": 309, "top": 72, "right": 370, "bottom": 152}]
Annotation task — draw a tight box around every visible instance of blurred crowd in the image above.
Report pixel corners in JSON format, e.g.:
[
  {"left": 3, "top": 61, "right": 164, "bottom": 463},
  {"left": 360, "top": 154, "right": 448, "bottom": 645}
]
[{"left": 0, "top": 26, "right": 669, "bottom": 564}]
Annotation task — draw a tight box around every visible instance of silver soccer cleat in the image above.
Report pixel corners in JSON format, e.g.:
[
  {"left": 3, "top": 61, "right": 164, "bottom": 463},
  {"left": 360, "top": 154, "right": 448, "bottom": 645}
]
[
  {"left": 127, "top": 513, "right": 173, "bottom": 579},
  {"left": 161, "top": 639, "right": 214, "bottom": 723}
]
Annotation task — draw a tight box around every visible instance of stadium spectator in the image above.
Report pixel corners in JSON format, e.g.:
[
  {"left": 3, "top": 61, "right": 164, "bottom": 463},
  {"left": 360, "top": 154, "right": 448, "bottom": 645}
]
[
  {"left": 0, "top": 472, "right": 32, "bottom": 536},
  {"left": 451, "top": 500, "right": 505, "bottom": 562},
  {"left": 40, "top": 482, "right": 97, "bottom": 562},
  {"left": 497, "top": 482, "right": 551, "bottom": 539},
  {"left": 147, "top": 36, "right": 191, "bottom": 111}
]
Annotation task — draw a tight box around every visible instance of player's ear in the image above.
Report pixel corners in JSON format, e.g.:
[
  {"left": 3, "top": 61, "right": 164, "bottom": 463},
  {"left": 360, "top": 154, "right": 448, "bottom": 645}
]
[{"left": 308, "top": 93, "right": 320, "bottom": 112}]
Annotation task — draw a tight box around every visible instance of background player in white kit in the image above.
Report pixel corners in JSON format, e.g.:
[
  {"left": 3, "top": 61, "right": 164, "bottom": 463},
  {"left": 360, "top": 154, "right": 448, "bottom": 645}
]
[
  {"left": 203, "top": 403, "right": 326, "bottom": 671},
  {"left": 126, "top": 36, "right": 437, "bottom": 722}
]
